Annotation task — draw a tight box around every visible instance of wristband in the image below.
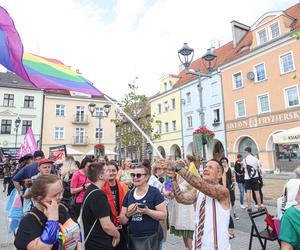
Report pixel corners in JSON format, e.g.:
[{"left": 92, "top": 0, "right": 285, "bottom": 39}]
[{"left": 40, "top": 220, "right": 59, "bottom": 245}]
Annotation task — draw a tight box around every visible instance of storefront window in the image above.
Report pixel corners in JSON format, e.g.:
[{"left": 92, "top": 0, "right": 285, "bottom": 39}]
[{"left": 275, "top": 144, "right": 300, "bottom": 163}]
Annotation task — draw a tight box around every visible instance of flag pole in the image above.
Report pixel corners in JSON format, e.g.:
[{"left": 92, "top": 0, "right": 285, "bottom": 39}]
[{"left": 104, "top": 95, "right": 163, "bottom": 159}]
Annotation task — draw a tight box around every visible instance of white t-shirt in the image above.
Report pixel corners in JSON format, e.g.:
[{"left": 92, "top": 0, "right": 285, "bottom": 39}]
[{"left": 243, "top": 154, "right": 259, "bottom": 180}]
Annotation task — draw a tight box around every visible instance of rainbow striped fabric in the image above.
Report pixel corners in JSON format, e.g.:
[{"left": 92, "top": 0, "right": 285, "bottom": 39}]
[
  {"left": 23, "top": 52, "right": 103, "bottom": 96},
  {"left": 0, "top": 6, "right": 103, "bottom": 96}
]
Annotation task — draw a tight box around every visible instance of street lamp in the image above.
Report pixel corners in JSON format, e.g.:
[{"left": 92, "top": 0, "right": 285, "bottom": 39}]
[
  {"left": 178, "top": 43, "right": 217, "bottom": 164},
  {"left": 88, "top": 102, "right": 111, "bottom": 144},
  {"left": 15, "top": 116, "right": 21, "bottom": 148}
]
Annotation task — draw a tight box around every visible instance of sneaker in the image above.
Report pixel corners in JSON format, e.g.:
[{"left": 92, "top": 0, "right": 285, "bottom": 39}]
[
  {"left": 233, "top": 213, "right": 239, "bottom": 220},
  {"left": 254, "top": 204, "right": 258, "bottom": 208},
  {"left": 240, "top": 204, "right": 246, "bottom": 209}
]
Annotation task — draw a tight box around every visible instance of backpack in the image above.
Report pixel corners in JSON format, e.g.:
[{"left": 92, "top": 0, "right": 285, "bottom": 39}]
[{"left": 245, "top": 159, "right": 257, "bottom": 179}]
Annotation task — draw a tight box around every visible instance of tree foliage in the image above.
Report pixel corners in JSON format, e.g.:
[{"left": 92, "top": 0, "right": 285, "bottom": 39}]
[{"left": 112, "top": 82, "right": 160, "bottom": 159}]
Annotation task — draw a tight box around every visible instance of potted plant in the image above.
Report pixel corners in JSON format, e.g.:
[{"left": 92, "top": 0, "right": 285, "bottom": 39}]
[
  {"left": 193, "top": 127, "right": 215, "bottom": 156},
  {"left": 94, "top": 143, "right": 105, "bottom": 158}
]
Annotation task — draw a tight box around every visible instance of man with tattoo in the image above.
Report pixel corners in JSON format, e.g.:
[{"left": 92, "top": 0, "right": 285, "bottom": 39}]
[{"left": 167, "top": 159, "right": 231, "bottom": 250}]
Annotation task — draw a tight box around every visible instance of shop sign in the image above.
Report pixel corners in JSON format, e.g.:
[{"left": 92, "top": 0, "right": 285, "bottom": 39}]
[{"left": 226, "top": 109, "right": 300, "bottom": 131}]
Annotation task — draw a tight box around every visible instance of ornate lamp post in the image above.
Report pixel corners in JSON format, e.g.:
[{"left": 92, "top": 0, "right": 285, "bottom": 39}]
[
  {"left": 178, "top": 43, "right": 217, "bottom": 163},
  {"left": 14, "top": 116, "right": 21, "bottom": 148},
  {"left": 88, "top": 102, "right": 111, "bottom": 144}
]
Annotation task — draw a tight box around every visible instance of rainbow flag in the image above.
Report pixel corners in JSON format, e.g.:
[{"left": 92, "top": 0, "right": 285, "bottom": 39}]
[
  {"left": 0, "top": 6, "right": 103, "bottom": 96},
  {"left": 23, "top": 52, "right": 103, "bottom": 96},
  {"left": 0, "top": 6, "right": 30, "bottom": 82}
]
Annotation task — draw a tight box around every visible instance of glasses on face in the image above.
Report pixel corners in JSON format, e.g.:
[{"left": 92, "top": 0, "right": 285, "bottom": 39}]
[{"left": 130, "top": 173, "right": 147, "bottom": 179}]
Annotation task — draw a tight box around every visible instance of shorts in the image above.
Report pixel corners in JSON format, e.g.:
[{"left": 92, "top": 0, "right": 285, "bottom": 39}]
[
  {"left": 245, "top": 178, "right": 260, "bottom": 191},
  {"left": 3, "top": 177, "right": 11, "bottom": 184}
]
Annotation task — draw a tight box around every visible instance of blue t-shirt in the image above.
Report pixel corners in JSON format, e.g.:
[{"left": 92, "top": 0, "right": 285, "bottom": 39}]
[
  {"left": 123, "top": 185, "right": 164, "bottom": 237},
  {"left": 12, "top": 162, "right": 39, "bottom": 183}
]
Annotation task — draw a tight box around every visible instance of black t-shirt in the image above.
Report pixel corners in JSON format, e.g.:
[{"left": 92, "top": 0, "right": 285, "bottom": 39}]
[
  {"left": 82, "top": 184, "right": 113, "bottom": 250},
  {"left": 234, "top": 161, "right": 245, "bottom": 183},
  {"left": 14, "top": 205, "right": 70, "bottom": 250},
  {"left": 3, "top": 164, "right": 12, "bottom": 178},
  {"left": 110, "top": 185, "right": 120, "bottom": 215},
  {"left": 225, "top": 168, "right": 234, "bottom": 191}
]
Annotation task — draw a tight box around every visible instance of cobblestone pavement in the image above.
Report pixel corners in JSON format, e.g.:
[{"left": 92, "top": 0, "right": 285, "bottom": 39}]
[{"left": 0, "top": 178, "right": 284, "bottom": 250}]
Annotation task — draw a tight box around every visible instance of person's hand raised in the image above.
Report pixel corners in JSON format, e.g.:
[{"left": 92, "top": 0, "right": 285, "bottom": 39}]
[{"left": 43, "top": 199, "right": 59, "bottom": 221}]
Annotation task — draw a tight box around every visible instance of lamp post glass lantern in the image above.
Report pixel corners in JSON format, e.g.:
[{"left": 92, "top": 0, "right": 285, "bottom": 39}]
[
  {"left": 178, "top": 43, "right": 217, "bottom": 164},
  {"left": 15, "top": 117, "right": 21, "bottom": 148}
]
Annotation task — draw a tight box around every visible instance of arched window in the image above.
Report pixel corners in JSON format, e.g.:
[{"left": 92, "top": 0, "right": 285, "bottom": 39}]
[{"left": 238, "top": 137, "right": 258, "bottom": 156}]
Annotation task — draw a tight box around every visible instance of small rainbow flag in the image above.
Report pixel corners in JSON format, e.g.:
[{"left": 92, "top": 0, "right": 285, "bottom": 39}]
[{"left": 0, "top": 6, "right": 103, "bottom": 96}]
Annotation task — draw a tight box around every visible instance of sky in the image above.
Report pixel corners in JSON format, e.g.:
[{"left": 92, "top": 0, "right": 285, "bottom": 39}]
[{"left": 0, "top": 0, "right": 298, "bottom": 99}]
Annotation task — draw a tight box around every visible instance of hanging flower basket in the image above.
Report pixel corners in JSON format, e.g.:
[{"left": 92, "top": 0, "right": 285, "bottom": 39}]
[
  {"left": 94, "top": 144, "right": 105, "bottom": 157},
  {"left": 193, "top": 127, "right": 215, "bottom": 156}
]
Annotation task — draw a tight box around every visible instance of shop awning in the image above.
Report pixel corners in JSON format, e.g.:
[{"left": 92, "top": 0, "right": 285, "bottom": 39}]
[
  {"left": 86, "top": 149, "right": 117, "bottom": 155},
  {"left": 66, "top": 147, "right": 85, "bottom": 155},
  {"left": 272, "top": 126, "right": 300, "bottom": 144}
]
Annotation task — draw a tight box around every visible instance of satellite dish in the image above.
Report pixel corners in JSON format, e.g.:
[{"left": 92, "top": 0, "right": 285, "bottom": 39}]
[{"left": 247, "top": 71, "right": 255, "bottom": 81}]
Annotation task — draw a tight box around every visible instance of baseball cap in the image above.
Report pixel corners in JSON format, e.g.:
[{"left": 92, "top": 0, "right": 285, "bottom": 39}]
[
  {"left": 34, "top": 150, "right": 45, "bottom": 159},
  {"left": 38, "top": 158, "right": 54, "bottom": 166}
]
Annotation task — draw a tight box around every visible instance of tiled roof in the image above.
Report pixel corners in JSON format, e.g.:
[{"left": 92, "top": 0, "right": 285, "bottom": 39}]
[{"left": 0, "top": 72, "right": 39, "bottom": 90}]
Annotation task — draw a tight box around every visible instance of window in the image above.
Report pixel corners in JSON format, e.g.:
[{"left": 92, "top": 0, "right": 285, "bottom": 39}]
[
  {"left": 257, "top": 94, "right": 270, "bottom": 113},
  {"left": 258, "top": 28, "right": 267, "bottom": 44},
  {"left": 164, "top": 122, "right": 169, "bottom": 133},
  {"left": 186, "top": 92, "right": 191, "bottom": 104},
  {"left": 95, "top": 107, "right": 104, "bottom": 117},
  {"left": 187, "top": 115, "right": 193, "bottom": 128},
  {"left": 158, "top": 123, "right": 162, "bottom": 134},
  {"left": 280, "top": 52, "right": 295, "bottom": 74},
  {"left": 1, "top": 120, "right": 12, "bottom": 134},
  {"left": 76, "top": 106, "right": 85, "bottom": 122},
  {"left": 164, "top": 101, "right": 168, "bottom": 112},
  {"left": 211, "top": 82, "right": 218, "bottom": 96},
  {"left": 171, "top": 98, "right": 176, "bottom": 109},
  {"left": 22, "top": 120, "right": 32, "bottom": 134},
  {"left": 75, "top": 128, "right": 85, "bottom": 144},
  {"left": 55, "top": 105, "right": 65, "bottom": 116},
  {"left": 254, "top": 63, "right": 266, "bottom": 82},
  {"left": 95, "top": 128, "right": 103, "bottom": 139},
  {"left": 213, "top": 109, "right": 220, "bottom": 123},
  {"left": 24, "top": 96, "right": 34, "bottom": 108},
  {"left": 3, "top": 94, "right": 14, "bottom": 107},
  {"left": 172, "top": 120, "right": 176, "bottom": 131},
  {"left": 233, "top": 72, "right": 243, "bottom": 89},
  {"left": 285, "top": 86, "right": 299, "bottom": 108},
  {"left": 157, "top": 104, "right": 161, "bottom": 114},
  {"left": 163, "top": 82, "right": 167, "bottom": 92},
  {"left": 270, "top": 22, "right": 280, "bottom": 39},
  {"left": 54, "top": 127, "right": 64, "bottom": 140},
  {"left": 235, "top": 100, "right": 246, "bottom": 118}
]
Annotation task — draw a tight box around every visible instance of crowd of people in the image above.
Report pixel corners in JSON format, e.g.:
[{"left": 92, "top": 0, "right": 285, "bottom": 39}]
[{"left": 0, "top": 145, "right": 299, "bottom": 250}]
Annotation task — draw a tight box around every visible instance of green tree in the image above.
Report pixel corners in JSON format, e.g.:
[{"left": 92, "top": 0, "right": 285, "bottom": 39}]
[{"left": 113, "top": 82, "right": 160, "bottom": 162}]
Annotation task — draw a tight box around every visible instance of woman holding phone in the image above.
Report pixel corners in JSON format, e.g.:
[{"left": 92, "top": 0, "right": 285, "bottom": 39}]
[
  {"left": 14, "top": 175, "right": 81, "bottom": 250},
  {"left": 119, "top": 164, "right": 167, "bottom": 250}
]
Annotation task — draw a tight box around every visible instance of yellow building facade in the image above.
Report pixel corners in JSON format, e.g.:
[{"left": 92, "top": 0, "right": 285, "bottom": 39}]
[
  {"left": 150, "top": 73, "right": 182, "bottom": 159},
  {"left": 41, "top": 91, "right": 116, "bottom": 159}
]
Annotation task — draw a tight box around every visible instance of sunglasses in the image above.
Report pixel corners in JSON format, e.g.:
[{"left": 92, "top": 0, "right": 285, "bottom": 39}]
[{"left": 130, "top": 173, "right": 147, "bottom": 179}]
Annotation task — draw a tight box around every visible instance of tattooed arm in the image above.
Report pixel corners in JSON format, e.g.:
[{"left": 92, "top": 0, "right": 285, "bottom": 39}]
[{"left": 171, "top": 178, "right": 197, "bottom": 205}]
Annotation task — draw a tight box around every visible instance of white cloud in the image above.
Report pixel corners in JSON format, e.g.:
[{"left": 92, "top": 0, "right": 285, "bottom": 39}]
[{"left": 1, "top": 0, "right": 297, "bottom": 99}]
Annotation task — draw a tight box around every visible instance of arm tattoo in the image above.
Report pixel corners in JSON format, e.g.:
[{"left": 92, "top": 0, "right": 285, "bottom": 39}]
[
  {"left": 178, "top": 167, "right": 229, "bottom": 202},
  {"left": 171, "top": 179, "right": 196, "bottom": 205}
]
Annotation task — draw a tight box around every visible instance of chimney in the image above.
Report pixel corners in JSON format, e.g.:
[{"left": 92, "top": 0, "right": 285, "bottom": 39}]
[
  {"left": 76, "top": 69, "right": 82, "bottom": 74},
  {"left": 231, "top": 20, "right": 250, "bottom": 48}
]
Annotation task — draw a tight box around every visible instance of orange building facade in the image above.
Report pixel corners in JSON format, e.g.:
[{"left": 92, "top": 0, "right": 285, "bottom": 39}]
[{"left": 221, "top": 5, "right": 300, "bottom": 171}]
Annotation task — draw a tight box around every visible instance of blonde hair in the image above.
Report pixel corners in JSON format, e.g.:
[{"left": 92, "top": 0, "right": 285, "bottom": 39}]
[{"left": 60, "top": 158, "right": 78, "bottom": 182}]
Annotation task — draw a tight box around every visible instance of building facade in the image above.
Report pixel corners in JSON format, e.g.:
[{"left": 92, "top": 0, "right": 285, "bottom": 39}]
[
  {"left": 221, "top": 3, "right": 300, "bottom": 171},
  {"left": 41, "top": 90, "right": 116, "bottom": 158},
  {"left": 150, "top": 73, "right": 182, "bottom": 159},
  {"left": 0, "top": 72, "right": 43, "bottom": 149},
  {"left": 179, "top": 73, "right": 227, "bottom": 160}
]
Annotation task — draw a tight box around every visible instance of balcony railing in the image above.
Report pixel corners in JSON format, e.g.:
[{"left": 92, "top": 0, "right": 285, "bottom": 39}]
[
  {"left": 72, "top": 115, "right": 89, "bottom": 124},
  {"left": 73, "top": 136, "right": 88, "bottom": 145}
]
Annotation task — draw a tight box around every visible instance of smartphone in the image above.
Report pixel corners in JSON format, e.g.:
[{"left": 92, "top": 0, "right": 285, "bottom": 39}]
[{"left": 137, "top": 203, "right": 145, "bottom": 208}]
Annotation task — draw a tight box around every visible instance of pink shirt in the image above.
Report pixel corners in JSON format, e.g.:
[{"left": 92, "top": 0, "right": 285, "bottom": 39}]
[{"left": 70, "top": 170, "right": 91, "bottom": 203}]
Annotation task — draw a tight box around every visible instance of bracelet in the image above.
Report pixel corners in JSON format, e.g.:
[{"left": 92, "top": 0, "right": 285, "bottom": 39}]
[{"left": 40, "top": 220, "right": 59, "bottom": 245}]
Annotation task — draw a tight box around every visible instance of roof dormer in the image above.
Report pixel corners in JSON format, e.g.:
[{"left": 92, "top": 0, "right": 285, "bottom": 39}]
[
  {"left": 159, "top": 73, "right": 179, "bottom": 94},
  {"left": 250, "top": 10, "right": 296, "bottom": 49}
]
